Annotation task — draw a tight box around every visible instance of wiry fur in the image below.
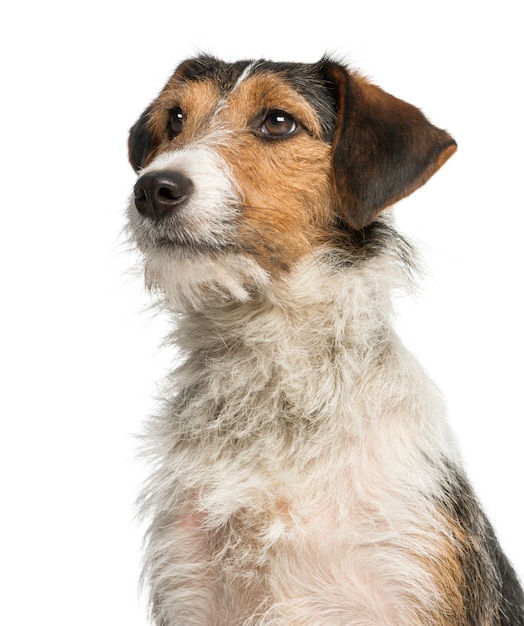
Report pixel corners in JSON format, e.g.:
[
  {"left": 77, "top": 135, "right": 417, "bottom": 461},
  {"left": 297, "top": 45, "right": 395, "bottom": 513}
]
[{"left": 127, "top": 55, "right": 524, "bottom": 625}]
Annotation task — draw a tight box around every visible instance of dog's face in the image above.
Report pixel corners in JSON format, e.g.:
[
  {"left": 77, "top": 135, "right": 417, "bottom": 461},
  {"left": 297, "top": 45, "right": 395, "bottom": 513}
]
[{"left": 128, "top": 56, "right": 456, "bottom": 306}]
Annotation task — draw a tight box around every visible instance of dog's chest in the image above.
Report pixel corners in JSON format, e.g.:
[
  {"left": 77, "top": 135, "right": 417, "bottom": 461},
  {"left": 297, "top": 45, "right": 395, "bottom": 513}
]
[
  {"left": 166, "top": 445, "right": 440, "bottom": 624},
  {"left": 146, "top": 298, "right": 454, "bottom": 622}
]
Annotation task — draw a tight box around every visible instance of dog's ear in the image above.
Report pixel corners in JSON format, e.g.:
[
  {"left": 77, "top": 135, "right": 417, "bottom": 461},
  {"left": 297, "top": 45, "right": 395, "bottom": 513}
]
[
  {"left": 321, "top": 60, "right": 457, "bottom": 229},
  {"left": 128, "top": 104, "right": 156, "bottom": 172}
]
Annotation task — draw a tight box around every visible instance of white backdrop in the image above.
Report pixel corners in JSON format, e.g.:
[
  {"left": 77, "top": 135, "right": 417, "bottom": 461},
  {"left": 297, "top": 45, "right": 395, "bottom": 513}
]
[{"left": 1, "top": 1, "right": 522, "bottom": 624}]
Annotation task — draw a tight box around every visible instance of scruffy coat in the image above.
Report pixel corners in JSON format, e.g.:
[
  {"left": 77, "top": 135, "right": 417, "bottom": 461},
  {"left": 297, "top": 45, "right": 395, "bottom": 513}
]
[{"left": 127, "top": 56, "right": 524, "bottom": 625}]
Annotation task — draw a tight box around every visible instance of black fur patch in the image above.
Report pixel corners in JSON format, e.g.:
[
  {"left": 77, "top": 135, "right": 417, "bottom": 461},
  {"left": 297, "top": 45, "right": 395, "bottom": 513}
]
[{"left": 439, "top": 465, "right": 524, "bottom": 624}]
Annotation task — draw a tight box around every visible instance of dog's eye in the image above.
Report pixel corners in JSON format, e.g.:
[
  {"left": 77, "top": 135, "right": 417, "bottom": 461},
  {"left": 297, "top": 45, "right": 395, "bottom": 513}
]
[
  {"left": 168, "top": 107, "right": 184, "bottom": 137},
  {"left": 260, "top": 110, "right": 297, "bottom": 137}
]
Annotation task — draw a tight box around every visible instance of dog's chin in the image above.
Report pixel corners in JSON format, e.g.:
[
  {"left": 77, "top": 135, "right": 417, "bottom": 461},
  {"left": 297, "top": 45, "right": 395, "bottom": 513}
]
[{"left": 140, "top": 244, "right": 270, "bottom": 311}]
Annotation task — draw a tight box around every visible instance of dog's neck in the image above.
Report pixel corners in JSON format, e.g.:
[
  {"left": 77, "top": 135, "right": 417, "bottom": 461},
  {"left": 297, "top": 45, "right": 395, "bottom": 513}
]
[
  {"left": 147, "top": 235, "right": 417, "bottom": 387},
  {"left": 167, "top": 250, "right": 397, "bottom": 350},
  {"left": 155, "top": 246, "right": 430, "bottom": 437},
  {"left": 142, "top": 241, "right": 453, "bottom": 478}
]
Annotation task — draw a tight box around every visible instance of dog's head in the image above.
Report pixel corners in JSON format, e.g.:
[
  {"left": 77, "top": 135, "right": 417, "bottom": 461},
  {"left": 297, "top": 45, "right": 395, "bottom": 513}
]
[{"left": 127, "top": 56, "right": 456, "bottom": 305}]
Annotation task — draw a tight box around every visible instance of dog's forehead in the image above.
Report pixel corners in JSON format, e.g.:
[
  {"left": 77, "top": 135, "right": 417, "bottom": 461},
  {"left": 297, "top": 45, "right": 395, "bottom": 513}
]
[
  {"left": 172, "top": 56, "right": 326, "bottom": 96},
  {"left": 172, "top": 56, "right": 255, "bottom": 92}
]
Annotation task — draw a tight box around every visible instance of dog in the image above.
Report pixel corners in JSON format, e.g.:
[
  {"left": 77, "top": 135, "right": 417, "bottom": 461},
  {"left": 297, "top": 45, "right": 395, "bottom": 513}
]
[{"left": 127, "top": 55, "right": 524, "bottom": 625}]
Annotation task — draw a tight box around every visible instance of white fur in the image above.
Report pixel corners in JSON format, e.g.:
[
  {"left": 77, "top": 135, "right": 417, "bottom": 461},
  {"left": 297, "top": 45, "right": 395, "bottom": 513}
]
[
  {"left": 143, "top": 249, "right": 270, "bottom": 310},
  {"left": 138, "top": 244, "right": 461, "bottom": 625}
]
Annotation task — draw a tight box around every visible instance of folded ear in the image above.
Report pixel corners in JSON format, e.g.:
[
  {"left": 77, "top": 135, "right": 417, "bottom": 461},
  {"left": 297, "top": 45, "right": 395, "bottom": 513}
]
[
  {"left": 128, "top": 104, "right": 156, "bottom": 172},
  {"left": 321, "top": 60, "right": 457, "bottom": 229}
]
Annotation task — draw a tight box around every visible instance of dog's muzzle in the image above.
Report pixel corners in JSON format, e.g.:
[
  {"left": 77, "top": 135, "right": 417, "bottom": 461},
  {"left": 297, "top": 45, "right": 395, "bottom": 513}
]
[{"left": 133, "top": 171, "right": 194, "bottom": 221}]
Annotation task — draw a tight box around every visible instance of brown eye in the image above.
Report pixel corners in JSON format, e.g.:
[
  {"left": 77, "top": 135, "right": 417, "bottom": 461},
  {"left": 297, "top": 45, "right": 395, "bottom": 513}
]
[
  {"left": 168, "top": 107, "right": 184, "bottom": 137},
  {"left": 260, "top": 110, "right": 297, "bottom": 137}
]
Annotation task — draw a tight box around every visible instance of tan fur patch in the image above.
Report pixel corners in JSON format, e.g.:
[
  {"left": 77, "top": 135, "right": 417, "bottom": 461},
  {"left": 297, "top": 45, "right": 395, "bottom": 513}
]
[
  {"left": 425, "top": 508, "right": 494, "bottom": 626},
  {"left": 219, "top": 132, "right": 333, "bottom": 272},
  {"left": 417, "top": 525, "right": 467, "bottom": 626}
]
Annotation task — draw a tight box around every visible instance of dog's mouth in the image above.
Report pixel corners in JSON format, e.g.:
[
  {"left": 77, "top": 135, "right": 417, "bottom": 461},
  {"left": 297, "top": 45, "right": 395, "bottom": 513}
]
[
  {"left": 127, "top": 193, "right": 240, "bottom": 255},
  {"left": 151, "top": 236, "right": 236, "bottom": 256}
]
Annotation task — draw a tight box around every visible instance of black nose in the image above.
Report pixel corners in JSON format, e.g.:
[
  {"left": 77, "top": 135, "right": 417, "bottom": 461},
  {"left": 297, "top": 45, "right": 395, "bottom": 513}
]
[{"left": 133, "top": 171, "right": 193, "bottom": 221}]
